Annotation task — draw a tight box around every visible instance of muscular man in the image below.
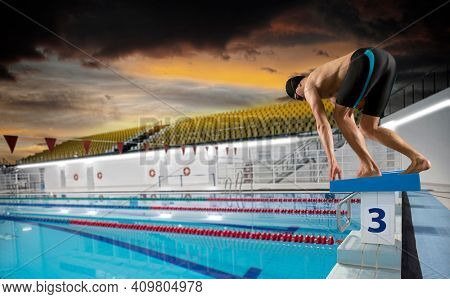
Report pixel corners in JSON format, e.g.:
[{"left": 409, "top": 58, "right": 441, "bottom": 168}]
[{"left": 285, "top": 47, "right": 431, "bottom": 180}]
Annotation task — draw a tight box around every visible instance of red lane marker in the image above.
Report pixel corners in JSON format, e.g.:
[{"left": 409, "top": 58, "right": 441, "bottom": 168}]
[
  {"left": 66, "top": 219, "right": 337, "bottom": 246},
  {"left": 148, "top": 206, "right": 347, "bottom": 215},
  {"left": 206, "top": 197, "right": 361, "bottom": 203}
]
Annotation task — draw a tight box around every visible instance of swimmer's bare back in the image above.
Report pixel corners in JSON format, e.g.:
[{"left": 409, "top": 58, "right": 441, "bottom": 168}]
[{"left": 305, "top": 52, "right": 353, "bottom": 100}]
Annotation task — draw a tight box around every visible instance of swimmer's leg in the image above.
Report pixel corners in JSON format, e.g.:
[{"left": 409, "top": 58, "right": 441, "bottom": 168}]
[
  {"left": 333, "top": 104, "right": 381, "bottom": 178},
  {"left": 359, "top": 114, "right": 431, "bottom": 174}
]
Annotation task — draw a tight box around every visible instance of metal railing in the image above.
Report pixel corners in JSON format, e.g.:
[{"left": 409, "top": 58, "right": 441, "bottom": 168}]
[
  {"left": 224, "top": 177, "right": 233, "bottom": 192},
  {"left": 336, "top": 192, "right": 358, "bottom": 232},
  {"left": 385, "top": 63, "right": 449, "bottom": 116},
  {"left": 0, "top": 172, "right": 43, "bottom": 194},
  {"left": 273, "top": 134, "right": 345, "bottom": 184},
  {"left": 235, "top": 171, "right": 244, "bottom": 192},
  {"left": 223, "top": 170, "right": 244, "bottom": 193},
  {"left": 157, "top": 173, "right": 215, "bottom": 188},
  {"left": 217, "top": 143, "right": 402, "bottom": 187}
]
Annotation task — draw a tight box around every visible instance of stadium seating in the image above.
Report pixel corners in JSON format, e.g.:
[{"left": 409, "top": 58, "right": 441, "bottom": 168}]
[
  {"left": 145, "top": 100, "right": 336, "bottom": 148},
  {"left": 20, "top": 100, "right": 337, "bottom": 163},
  {"left": 20, "top": 127, "right": 148, "bottom": 164}
]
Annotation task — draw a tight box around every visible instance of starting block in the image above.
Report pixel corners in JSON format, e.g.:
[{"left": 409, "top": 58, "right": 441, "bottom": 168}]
[{"left": 330, "top": 171, "right": 421, "bottom": 245}]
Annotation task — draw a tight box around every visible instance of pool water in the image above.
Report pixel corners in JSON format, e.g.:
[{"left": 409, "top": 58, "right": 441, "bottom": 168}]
[{"left": 0, "top": 193, "right": 360, "bottom": 279}]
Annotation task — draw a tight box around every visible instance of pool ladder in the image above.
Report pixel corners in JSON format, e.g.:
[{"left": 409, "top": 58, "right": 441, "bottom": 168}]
[
  {"left": 336, "top": 192, "right": 358, "bottom": 232},
  {"left": 224, "top": 171, "right": 244, "bottom": 194}
]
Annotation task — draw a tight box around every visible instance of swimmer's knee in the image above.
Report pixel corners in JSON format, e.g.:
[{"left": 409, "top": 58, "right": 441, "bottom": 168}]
[
  {"left": 333, "top": 106, "right": 352, "bottom": 122},
  {"left": 359, "top": 119, "right": 378, "bottom": 137}
]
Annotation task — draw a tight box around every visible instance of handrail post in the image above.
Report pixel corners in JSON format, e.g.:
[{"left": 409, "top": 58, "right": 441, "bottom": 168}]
[
  {"left": 336, "top": 192, "right": 357, "bottom": 232},
  {"left": 235, "top": 170, "right": 243, "bottom": 192},
  {"left": 272, "top": 164, "right": 275, "bottom": 185},
  {"left": 433, "top": 71, "right": 436, "bottom": 94},
  {"left": 447, "top": 63, "right": 449, "bottom": 88},
  {"left": 318, "top": 150, "right": 321, "bottom": 182},
  {"left": 422, "top": 78, "right": 425, "bottom": 100},
  {"left": 403, "top": 89, "right": 406, "bottom": 109},
  {"left": 224, "top": 177, "right": 232, "bottom": 193}
]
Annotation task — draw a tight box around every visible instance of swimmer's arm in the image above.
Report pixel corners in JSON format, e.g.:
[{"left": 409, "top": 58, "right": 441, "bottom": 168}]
[{"left": 304, "top": 84, "right": 336, "bottom": 165}]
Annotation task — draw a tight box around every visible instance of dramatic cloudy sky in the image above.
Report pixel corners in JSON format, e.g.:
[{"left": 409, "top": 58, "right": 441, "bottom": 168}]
[{"left": 0, "top": 0, "right": 449, "bottom": 161}]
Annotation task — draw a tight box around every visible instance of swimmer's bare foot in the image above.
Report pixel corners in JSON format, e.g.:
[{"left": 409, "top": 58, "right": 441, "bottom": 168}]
[
  {"left": 403, "top": 156, "right": 432, "bottom": 174},
  {"left": 356, "top": 163, "right": 382, "bottom": 178}
]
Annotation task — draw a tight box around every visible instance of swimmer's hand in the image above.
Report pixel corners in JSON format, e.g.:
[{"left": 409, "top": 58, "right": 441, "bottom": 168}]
[{"left": 329, "top": 162, "right": 342, "bottom": 181}]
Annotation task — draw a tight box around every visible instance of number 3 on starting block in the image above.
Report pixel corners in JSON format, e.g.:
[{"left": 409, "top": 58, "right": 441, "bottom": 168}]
[{"left": 361, "top": 192, "right": 396, "bottom": 245}]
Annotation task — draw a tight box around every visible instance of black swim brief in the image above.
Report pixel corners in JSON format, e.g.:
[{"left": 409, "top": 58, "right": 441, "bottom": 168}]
[{"left": 336, "top": 47, "right": 397, "bottom": 117}]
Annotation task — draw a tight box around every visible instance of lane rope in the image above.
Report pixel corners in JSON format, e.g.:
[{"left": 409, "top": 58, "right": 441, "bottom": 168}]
[
  {"left": 0, "top": 202, "right": 348, "bottom": 215},
  {"left": 0, "top": 215, "right": 336, "bottom": 245},
  {"left": 0, "top": 197, "right": 361, "bottom": 203},
  {"left": 207, "top": 197, "right": 360, "bottom": 203}
]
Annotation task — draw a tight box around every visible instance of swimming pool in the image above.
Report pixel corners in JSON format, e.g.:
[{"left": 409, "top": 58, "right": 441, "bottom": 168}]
[{"left": 0, "top": 192, "right": 360, "bottom": 279}]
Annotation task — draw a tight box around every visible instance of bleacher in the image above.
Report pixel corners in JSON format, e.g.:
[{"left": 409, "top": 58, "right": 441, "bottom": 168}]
[
  {"left": 146, "top": 100, "right": 335, "bottom": 148},
  {"left": 20, "top": 100, "right": 336, "bottom": 164},
  {"left": 20, "top": 127, "right": 148, "bottom": 164}
]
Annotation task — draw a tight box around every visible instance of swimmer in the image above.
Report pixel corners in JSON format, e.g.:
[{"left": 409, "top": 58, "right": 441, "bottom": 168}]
[{"left": 286, "top": 47, "right": 431, "bottom": 180}]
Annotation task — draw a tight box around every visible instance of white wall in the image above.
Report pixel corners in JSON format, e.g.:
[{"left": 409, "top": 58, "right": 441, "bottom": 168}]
[
  {"left": 381, "top": 88, "right": 450, "bottom": 185},
  {"left": 15, "top": 129, "right": 402, "bottom": 193},
  {"left": 17, "top": 136, "right": 312, "bottom": 192}
]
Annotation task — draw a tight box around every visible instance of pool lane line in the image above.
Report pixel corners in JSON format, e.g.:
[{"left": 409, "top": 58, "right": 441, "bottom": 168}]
[
  {"left": 0, "top": 197, "right": 208, "bottom": 202},
  {"left": 5, "top": 211, "right": 301, "bottom": 233},
  {"left": 0, "top": 202, "right": 346, "bottom": 216},
  {"left": 242, "top": 267, "right": 262, "bottom": 279},
  {"left": 5, "top": 212, "right": 350, "bottom": 236},
  {"left": 150, "top": 206, "right": 345, "bottom": 215},
  {"left": 207, "top": 197, "right": 361, "bottom": 203},
  {"left": 0, "top": 197, "right": 361, "bottom": 203},
  {"left": 9, "top": 219, "right": 256, "bottom": 279},
  {"left": 0, "top": 215, "right": 336, "bottom": 245}
]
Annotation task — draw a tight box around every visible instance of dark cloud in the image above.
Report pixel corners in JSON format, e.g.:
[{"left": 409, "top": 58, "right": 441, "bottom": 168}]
[
  {"left": 230, "top": 45, "right": 261, "bottom": 61},
  {"left": 217, "top": 53, "right": 231, "bottom": 61},
  {"left": 0, "top": 65, "right": 15, "bottom": 81},
  {"left": 0, "top": 0, "right": 448, "bottom": 82},
  {"left": 81, "top": 60, "right": 102, "bottom": 69},
  {"left": 313, "top": 49, "right": 330, "bottom": 57},
  {"left": 275, "top": 1, "right": 449, "bottom": 87},
  {"left": 0, "top": 0, "right": 296, "bottom": 78},
  {"left": 0, "top": 88, "right": 121, "bottom": 130},
  {"left": 250, "top": 30, "right": 335, "bottom": 48},
  {"left": 261, "top": 67, "right": 277, "bottom": 73}
]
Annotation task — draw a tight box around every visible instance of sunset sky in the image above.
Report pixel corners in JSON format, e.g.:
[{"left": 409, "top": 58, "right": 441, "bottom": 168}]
[{"left": 0, "top": 0, "right": 449, "bottom": 161}]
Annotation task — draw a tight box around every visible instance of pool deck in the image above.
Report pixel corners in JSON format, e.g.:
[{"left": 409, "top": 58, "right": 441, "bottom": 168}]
[{"left": 407, "top": 189, "right": 450, "bottom": 278}]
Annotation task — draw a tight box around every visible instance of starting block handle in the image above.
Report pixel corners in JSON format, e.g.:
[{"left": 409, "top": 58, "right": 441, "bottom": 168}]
[{"left": 336, "top": 192, "right": 358, "bottom": 232}]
